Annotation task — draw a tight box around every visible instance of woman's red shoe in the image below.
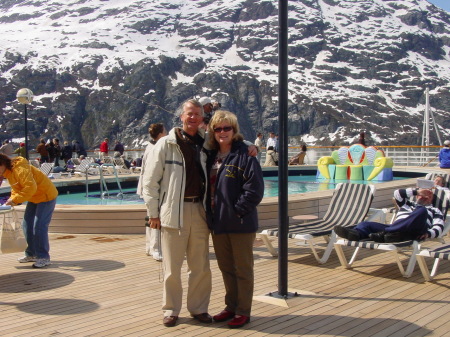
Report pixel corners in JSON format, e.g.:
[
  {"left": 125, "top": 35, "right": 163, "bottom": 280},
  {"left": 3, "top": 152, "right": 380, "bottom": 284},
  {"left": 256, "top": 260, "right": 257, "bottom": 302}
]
[
  {"left": 212, "top": 310, "right": 235, "bottom": 322},
  {"left": 228, "top": 315, "right": 250, "bottom": 328}
]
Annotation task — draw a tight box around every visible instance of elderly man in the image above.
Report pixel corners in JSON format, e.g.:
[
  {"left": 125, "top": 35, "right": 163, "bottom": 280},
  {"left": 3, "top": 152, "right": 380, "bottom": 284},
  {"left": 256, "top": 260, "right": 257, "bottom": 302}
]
[
  {"left": 335, "top": 188, "right": 444, "bottom": 243},
  {"left": 143, "top": 99, "right": 212, "bottom": 327},
  {"left": 433, "top": 175, "right": 449, "bottom": 193}
]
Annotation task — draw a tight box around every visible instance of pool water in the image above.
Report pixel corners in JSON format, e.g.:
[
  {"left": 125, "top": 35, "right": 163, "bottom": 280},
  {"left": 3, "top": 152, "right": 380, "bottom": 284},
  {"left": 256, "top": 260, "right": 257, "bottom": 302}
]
[
  {"left": 56, "top": 176, "right": 406, "bottom": 205},
  {"left": 58, "top": 188, "right": 144, "bottom": 206},
  {"left": 264, "top": 176, "right": 339, "bottom": 197},
  {"left": 263, "top": 176, "right": 407, "bottom": 197}
]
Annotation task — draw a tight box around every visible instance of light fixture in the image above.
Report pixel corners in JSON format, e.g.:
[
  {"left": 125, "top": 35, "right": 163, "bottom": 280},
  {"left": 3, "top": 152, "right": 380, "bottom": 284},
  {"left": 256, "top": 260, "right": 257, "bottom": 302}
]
[{"left": 16, "top": 88, "right": 34, "bottom": 160}]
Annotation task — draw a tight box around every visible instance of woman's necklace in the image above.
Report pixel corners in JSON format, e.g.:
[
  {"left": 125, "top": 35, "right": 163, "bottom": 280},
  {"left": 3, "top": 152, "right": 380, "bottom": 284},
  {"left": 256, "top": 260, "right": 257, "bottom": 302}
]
[{"left": 218, "top": 151, "right": 229, "bottom": 160}]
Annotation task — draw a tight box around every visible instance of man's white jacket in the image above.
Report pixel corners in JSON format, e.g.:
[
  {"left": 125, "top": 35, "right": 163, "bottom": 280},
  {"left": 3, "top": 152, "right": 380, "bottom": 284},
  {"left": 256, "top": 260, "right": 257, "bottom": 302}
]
[{"left": 142, "top": 127, "right": 208, "bottom": 230}]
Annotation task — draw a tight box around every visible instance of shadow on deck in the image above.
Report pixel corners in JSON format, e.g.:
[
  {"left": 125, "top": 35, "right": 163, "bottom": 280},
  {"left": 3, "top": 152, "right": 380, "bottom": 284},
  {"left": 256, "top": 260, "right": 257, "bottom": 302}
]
[{"left": 0, "top": 233, "right": 449, "bottom": 336}]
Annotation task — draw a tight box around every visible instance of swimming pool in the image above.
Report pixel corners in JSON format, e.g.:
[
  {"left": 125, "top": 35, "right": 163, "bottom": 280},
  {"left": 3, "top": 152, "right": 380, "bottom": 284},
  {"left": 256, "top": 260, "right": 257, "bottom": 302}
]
[{"left": 55, "top": 176, "right": 408, "bottom": 205}]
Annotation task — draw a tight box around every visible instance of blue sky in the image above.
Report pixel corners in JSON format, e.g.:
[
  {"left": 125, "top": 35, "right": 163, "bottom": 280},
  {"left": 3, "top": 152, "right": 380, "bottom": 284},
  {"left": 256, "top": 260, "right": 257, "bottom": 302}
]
[{"left": 428, "top": 0, "right": 450, "bottom": 12}]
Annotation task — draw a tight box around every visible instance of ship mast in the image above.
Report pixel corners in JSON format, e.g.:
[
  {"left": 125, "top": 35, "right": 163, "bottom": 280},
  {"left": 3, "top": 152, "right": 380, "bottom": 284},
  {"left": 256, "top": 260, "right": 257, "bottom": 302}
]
[{"left": 421, "top": 87, "right": 443, "bottom": 164}]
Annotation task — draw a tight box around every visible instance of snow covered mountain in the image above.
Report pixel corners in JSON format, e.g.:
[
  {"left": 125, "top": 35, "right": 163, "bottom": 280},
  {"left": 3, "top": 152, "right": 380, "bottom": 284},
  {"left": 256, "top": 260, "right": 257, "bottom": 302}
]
[{"left": 0, "top": 0, "right": 449, "bottom": 148}]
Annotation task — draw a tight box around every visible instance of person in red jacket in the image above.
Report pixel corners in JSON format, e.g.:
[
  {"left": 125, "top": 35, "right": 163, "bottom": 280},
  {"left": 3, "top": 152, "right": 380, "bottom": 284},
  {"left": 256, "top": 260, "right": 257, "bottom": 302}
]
[{"left": 99, "top": 138, "right": 109, "bottom": 161}]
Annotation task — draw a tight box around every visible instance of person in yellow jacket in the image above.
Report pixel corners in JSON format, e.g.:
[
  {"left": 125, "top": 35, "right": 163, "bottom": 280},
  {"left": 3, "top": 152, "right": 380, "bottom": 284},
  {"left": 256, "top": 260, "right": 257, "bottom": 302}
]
[{"left": 0, "top": 154, "right": 58, "bottom": 268}]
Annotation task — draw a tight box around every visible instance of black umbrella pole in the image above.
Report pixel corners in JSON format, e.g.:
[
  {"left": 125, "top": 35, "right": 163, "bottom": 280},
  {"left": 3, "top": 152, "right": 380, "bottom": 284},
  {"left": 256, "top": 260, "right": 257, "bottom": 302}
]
[{"left": 277, "top": 0, "right": 289, "bottom": 297}]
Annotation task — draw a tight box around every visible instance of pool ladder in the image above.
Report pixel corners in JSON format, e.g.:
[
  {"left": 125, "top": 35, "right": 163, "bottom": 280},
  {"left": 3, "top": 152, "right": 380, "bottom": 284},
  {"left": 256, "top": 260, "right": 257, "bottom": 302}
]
[{"left": 85, "top": 163, "right": 123, "bottom": 199}]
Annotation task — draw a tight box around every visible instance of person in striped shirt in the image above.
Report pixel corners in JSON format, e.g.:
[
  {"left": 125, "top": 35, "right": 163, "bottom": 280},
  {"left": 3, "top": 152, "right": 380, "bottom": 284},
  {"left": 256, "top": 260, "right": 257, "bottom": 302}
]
[{"left": 334, "top": 188, "right": 444, "bottom": 243}]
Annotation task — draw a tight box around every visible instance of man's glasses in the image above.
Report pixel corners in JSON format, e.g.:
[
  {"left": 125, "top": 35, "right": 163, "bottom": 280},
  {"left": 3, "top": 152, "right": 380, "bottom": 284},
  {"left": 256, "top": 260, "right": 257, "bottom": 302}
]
[{"left": 213, "top": 126, "right": 233, "bottom": 133}]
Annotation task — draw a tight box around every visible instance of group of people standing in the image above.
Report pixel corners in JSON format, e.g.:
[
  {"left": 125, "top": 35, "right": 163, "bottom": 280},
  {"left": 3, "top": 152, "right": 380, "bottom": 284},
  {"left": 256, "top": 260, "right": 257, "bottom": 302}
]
[
  {"left": 35, "top": 138, "right": 87, "bottom": 166},
  {"left": 255, "top": 132, "right": 279, "bottom": 166},
  {"left": 99, "top": 138, "right": 129, "bottom": 162},
  {"left": 254, "top": 131, "right": 307, "bottom": 166},
  {"left": 141, "top": 99, "right": 264, "bottom": 329}
]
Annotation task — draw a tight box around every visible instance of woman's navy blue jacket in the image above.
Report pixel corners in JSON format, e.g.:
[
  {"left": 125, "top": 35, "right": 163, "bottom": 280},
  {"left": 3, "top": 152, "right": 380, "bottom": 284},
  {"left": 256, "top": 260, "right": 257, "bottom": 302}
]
[{"left": 206, "top": 141, "right": 264, "bottom": 234}]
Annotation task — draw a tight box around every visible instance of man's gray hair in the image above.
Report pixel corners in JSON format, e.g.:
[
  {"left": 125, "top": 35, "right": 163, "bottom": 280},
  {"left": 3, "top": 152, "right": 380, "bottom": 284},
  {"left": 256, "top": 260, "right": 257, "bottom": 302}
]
[{"left": 180, "top": 99, "right": 204, "bottom": 116}]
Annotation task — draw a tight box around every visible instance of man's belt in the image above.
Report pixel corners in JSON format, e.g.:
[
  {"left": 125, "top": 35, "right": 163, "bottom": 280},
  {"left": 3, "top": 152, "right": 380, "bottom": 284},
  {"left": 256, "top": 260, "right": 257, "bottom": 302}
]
[{"left": 184, "top": 197, "right": 201, "bottom": 203}]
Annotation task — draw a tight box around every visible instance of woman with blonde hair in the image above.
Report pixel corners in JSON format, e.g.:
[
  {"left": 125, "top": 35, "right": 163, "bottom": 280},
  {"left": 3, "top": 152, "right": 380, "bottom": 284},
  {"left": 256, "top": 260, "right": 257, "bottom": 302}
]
[{"left": 205, "top": 110, "right": 264, "bottom": 328}]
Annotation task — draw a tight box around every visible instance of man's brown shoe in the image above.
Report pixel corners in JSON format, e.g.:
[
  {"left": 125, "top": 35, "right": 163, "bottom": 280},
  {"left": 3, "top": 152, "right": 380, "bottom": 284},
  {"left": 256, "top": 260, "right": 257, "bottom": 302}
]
[
  {"left": 163, "top": 316, "right": 178, "bottom": 327},
  {"left": 191, "top": 313, "right": 213, "bottom": 323}
]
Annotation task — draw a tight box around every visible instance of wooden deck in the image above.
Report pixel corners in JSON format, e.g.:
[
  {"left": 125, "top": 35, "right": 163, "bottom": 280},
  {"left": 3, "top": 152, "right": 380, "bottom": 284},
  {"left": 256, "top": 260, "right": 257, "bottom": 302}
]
[{"left": 1, "top": 233, "right": 450, "bottom": 336}]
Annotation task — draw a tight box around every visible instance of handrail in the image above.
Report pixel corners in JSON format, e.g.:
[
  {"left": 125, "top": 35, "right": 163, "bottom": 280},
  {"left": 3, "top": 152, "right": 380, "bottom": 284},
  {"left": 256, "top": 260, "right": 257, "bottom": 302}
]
[
  {"left": 84, "top": 163, "right": 123, "bottom": 199},
  {"left": 99, "top": 163, "right": 123, "bottom": 199},
  {"left": 27, "top": 145, "right": 446, "bottom": 168},
  {"left": 85, "top": 163, "right": 101, "bottom": 198}
]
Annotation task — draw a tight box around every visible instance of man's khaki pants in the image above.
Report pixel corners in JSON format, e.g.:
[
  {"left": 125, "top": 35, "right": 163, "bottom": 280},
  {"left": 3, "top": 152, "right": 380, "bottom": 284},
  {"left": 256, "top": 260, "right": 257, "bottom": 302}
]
[{"left": 161, "top": 202, "right": 211, "bottom": 317}]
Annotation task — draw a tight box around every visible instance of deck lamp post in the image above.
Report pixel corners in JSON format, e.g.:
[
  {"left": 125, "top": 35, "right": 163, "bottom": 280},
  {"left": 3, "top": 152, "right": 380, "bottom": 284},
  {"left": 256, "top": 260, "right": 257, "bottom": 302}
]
[{"left": 16, "top": 88, "right": 34, "bottom": 160}]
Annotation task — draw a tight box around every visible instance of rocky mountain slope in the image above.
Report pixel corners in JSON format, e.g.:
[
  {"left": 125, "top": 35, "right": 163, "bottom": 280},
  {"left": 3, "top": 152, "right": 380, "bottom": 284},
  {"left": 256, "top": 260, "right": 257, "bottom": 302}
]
[{"left": 0, "top": 0, "right": 449, "bottom": 149}]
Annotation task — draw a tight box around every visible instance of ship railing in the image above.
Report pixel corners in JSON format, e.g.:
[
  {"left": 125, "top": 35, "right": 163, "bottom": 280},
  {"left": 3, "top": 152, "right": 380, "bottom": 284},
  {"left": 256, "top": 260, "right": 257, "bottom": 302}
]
[{"left": 27, "top": 146, "right": 444, "bottom": 168}]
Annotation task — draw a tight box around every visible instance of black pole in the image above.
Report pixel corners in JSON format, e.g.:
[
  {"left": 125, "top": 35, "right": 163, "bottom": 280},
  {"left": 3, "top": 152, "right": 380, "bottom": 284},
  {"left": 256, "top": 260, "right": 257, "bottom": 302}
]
[
  {"left": 277, "top": 0, "right": 289, "bottom": 296},
  {"left": 24, "top": 104, "right": 29, "bottom": 160}
]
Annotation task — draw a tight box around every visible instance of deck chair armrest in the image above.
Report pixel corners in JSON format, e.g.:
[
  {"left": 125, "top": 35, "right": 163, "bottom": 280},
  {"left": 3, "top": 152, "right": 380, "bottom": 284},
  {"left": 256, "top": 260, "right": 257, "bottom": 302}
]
[
  {"left": 385, "top": 207, "right": 397, "bottom": 214},
  {"left": 417, "top": 249, "right": 432, "bottom": 258},
  {"left": 439, "top": 218, "right": 450, "bottom": 237},
  {"left": 366, "top": 208, "right": 388, "bottom": 223}
]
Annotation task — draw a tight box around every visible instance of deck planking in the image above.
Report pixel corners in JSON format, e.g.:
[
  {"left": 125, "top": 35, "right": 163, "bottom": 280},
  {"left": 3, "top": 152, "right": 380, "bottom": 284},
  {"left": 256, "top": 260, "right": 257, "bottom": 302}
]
[{"left": 0, "top": 233, "right": 449, "bottom": 336}]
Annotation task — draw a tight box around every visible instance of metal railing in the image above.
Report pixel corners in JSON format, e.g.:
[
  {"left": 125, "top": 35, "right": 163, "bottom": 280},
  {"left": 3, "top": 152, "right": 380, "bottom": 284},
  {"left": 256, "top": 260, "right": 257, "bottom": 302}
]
[
  {"left": 265, "top": 146, "right": 442, "bottom": 168},
  {"left": 83, "top": 163, "right": 123, "bottom": 199},
  {"left": 28, "top": 145, "right": 444, "bottom": 168}
]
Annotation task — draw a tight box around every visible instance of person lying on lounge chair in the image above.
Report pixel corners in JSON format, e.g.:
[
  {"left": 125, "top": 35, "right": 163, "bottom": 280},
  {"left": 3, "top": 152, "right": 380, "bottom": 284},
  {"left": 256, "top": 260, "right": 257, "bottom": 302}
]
[
  {"left": 434, "top": 175, "right": 449, "bottom": 191},
  {"left": 288, "top": 145, "right": 307, "bottom": 165},
  {"left": 334, "top": 188, "right": 444, "bottom": 243}
]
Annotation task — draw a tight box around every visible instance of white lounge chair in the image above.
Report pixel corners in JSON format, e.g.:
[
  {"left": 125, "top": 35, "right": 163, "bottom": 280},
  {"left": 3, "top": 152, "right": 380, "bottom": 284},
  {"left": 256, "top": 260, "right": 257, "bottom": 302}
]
[
  {"left": 113, "top": 158, "right": 131, "bottom": 174},
  {"left": 260, "top": 183, "right": 379, "bottom": 264},
  {"left": 103, "top": 156, "right": 114, "bottom": 165},
  {"left": 39, "top": 163, "right": 54, "bottom": 176},
  {"left": 334, "top": 188, "right": 450, "bottom": 278},
  {"left": 100, "top": 156, "right": 117, "bottom": 174},
  {"left": 74, "top": 159, "right": 99, "bottom": 176},
  {"left": 417, "top": 244, "right": 450, "bottom": 281}
]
